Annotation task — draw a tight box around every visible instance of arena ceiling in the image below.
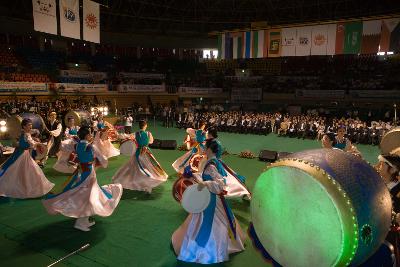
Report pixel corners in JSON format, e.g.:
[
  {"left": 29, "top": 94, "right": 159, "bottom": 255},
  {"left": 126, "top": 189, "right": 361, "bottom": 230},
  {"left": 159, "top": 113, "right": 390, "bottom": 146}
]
[{"left": 1, "top": 0, "right": 400, "bottom": 36}]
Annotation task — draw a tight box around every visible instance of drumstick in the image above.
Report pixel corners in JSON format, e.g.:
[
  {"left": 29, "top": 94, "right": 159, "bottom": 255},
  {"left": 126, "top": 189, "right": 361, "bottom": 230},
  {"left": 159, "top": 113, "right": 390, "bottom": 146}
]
[{"left": 47, "top": 243, "right": 90, "bottom": 267}]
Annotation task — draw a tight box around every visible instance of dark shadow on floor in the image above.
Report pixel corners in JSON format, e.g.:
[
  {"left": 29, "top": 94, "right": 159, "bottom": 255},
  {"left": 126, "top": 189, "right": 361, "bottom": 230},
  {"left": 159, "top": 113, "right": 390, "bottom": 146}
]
[
  {"left": 121, "top": 184, "right": 165, "bottom": 201},
  {"left": 3, "top": 219, "right": 106, "bottom": 262}
]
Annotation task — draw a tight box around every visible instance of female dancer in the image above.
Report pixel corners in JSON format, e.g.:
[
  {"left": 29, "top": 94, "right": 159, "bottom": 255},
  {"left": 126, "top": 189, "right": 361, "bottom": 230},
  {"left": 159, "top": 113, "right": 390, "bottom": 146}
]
[
  {"left": 53, "top": 117, "right": 80, "bottom": 173},
  {"left": 112, "top": 120, "right": 168, "bottom": 193},
  {"left": 172, "top": 121, "right": 207, "bottom": 173},
  {"left": 0, "top": 119, "right": 54, "bottom": 198},
  {"left": 172, "top": 139, "right": 245, "bottom": 264},
  {"left": 93, "top": 113, "right": 120, "bottom": 159},
  {"left": 43, "top": 126, "right": 122, "bottom": 232},
  {"left": 203, "top": 128, "right": 251, "bottom": 200}
]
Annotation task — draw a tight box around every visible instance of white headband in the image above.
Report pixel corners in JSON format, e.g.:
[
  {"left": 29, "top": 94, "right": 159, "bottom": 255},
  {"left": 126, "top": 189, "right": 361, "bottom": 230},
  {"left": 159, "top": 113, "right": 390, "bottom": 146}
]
[{"left": 378, "top": 155, "right": 399, "bottom": 172}]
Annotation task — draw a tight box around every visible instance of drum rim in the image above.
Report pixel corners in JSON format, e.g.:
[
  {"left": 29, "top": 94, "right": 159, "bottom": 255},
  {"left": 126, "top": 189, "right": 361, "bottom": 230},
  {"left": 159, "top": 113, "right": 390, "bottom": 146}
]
[
  {"left": 251, "top": 158, "right": 359, "bottom": 267},
  {"left": 380, "top": 128, "right": 400, "bottom": 154},
  {"left": 181, "top": 184, "right": 210, "bottom": 213}
]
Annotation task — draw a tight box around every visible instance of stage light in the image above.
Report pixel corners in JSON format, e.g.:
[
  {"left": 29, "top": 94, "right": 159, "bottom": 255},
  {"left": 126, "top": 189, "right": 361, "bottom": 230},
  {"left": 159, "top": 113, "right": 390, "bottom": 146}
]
[
  {"left": 387, "top": 51, "right": 394, "bottom": 55},
  {"left": 377, "top": 52, "right": 385, "bottom": 56},
  {"left": 104, "top": 107, "right": 108, "bottom": 111},
  {"left": 91, "top": 112, "right": 95, "bottom": 116},
  {"left": 99, "top": 107, "right": 104, "bottom": 112},
  {"left": 242, "top": 69, "right": 245, "bottom": 73},
  {"left": 75, "top": 63, "right": 79, "bottom": 67},
  {"left": 0, "top": 120, "right": 6, "bottom": 126},
  {"left": 104, "top": 111, "right": 108, "bottom": 116},
  {"left": 0, "top": 126, "right": 7, "bottom": 132}
]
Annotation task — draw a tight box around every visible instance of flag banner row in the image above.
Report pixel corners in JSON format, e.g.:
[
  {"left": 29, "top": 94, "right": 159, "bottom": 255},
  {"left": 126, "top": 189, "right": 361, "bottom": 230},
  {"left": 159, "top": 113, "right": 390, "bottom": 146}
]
[
  {"left": 217, "top": 18, "right": 400, "bottom": 59},
  {"left": 32, "top": 0, "right": 100, "bottom": 43}
]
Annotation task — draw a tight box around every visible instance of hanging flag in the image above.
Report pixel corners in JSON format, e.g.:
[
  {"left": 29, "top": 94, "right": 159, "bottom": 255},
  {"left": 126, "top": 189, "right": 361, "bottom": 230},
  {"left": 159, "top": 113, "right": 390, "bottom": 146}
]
[
  {"left": 344, "top": 21, "right": 363, "bottom": 54},
  {"left": 251, "top": 31, "right": 258, "bottom": 58},
  {"left": 252, "top": 30, "right": 266, "bottom": 58},
  {"left": 225, "top": 33, "right": 233, "bottom": 59},
  {"left": 268, "top": 29, "right": 281, "bottom": 57},
  {"left": 360, "top": 20, "right": 381, "bottom": 54},
  {"left": 257, "top": 30, "right": 266, "bottom": 58},
  {"left": 59, "top": 0, "right": 80, "bottom": 39},
  {"left": 326, "top": 24, "right": 337, "bottom": 55},
  {"left": 217, "top": 34, "right": 224, "bottom": 59},
  {"left": 379, "top": 18, "right": 400, "bottom": 53},
  {"left": 296, "top": 26, "right": 312, "bottom": 56},
  {"left": 263, "top": 30, "right": 269, "bottom": 57},
  {"left": 311, "top": 25, "right": 328, "bottom": 55},
  {"left": 335, "top": 23, "right": 345, "bottom": 54},
  {"left": 83, "top": 0, "right": 100, "bottom": 43},
  {"left": 243, "top": 31, "right": 251, "bottom": 58},
  {"left": 232, "top": 32, "right": 244, "bottom": 59},
  {"left": 281, "top": 28, "right": 296, "bottom": 56},
  {"left": 32, "top": 0, "right": 57, "bottom": 35}
]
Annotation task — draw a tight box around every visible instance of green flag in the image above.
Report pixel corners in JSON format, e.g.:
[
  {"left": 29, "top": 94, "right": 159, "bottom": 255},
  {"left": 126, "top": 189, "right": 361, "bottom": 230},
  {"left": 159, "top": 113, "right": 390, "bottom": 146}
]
[{"left": 344, "top": 21, "right": 363, "bottom": 54}]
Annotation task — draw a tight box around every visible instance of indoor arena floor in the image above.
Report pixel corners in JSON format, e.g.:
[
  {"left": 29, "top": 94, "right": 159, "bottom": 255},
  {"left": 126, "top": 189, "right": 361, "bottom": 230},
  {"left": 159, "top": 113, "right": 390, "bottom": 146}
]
[{"left": 0, "top": 125, "right": 380, "bottom": 267}]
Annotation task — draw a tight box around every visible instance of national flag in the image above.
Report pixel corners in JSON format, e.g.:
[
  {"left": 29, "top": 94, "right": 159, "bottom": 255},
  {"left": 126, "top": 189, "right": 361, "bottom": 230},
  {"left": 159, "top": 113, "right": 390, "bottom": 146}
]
[
  {"left": 268, "top": 29, "right": 281, "bottom": 57},
  {"left": 379, "top": 18, "right": 400, "bottom": 53},
  {"left": 343, "top": 21, "right": 363, "bottom": 54},
  {"left": 361, "top": 20, "right": 381, "bottom": 54}
]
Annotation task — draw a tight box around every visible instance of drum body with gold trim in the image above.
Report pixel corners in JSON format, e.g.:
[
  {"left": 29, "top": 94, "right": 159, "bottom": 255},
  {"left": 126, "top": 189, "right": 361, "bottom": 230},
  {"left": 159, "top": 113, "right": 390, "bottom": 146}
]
[
  {"left": 7, "top": 113, "right": 45, "bottom": 139},
  {"left": 64, "top": 110, "right": 91, "bottom": 127},
  {"left": 251, "top": 148, "right": 392, "bottom": 267}
]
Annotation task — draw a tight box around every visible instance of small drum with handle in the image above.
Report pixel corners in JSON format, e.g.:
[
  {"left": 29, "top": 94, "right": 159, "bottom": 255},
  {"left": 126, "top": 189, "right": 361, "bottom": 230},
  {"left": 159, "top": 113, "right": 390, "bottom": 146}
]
[
  {"left": 181, "top": 184, "right": 210, "bottom": 214},
  {"left": 172, "top": 175, "right": 197, "bottom": 202}
]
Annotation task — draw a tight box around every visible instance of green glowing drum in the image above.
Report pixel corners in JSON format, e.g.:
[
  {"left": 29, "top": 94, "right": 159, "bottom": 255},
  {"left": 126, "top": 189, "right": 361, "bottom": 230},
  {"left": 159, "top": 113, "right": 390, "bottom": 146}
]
[{"left": 251, "top": 149, "right": 392, "bottom": 267}]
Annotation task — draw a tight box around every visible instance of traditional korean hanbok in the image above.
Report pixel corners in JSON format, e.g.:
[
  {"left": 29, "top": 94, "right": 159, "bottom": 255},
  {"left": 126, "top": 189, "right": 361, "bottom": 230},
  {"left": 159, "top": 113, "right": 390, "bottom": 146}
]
[
  {"left": 93, "top": 121, "right": 120, "bottom": 159},
  {"left": 112, "top": 130, "right": 168, "bottom": 193},
  {"left": 172, "top": 128, "right": 207, "bottom": 173},
  {"left": 199, "top": 139, "right": 251, "bottom": 199},
  {"left": 172, "top": 157, "right": 246, "bottom": 264},
  {"left": 53, "top": 126, "right": 80, "bottom": 173},
  {"left": 43, "top": 140, "right": 122, "bottom": 218},
  {"left": 0, "top": 133, "right": 54, "bottom": 198}
]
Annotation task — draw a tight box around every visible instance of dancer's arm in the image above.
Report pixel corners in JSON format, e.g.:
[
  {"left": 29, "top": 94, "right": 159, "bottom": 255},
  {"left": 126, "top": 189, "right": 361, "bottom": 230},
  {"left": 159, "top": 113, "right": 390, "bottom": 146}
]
[{"left": 198, "top": 164, "right": 225, "bottom": 194}]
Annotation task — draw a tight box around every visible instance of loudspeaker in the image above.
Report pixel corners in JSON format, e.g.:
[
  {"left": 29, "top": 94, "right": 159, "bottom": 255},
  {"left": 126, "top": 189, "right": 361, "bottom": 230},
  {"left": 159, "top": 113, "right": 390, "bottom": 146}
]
[
  {"left": 149, "top": 139, "right": 162, "bottom": 149},
  {"left": 259, "top": 150, "right": 277, "bottom": 162},
  {"left": 277, "top": 152, "right": 292, "bottom": 160},
  {"left": 160, "top": 140, "right": 177, "bottom": 150}
]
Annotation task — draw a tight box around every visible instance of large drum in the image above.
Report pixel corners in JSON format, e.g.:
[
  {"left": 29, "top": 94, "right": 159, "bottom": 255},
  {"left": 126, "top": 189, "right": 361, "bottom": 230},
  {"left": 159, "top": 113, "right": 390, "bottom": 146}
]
[
  {"left": 380, "top": 127, "right": 400, "bottom": 155},
  {"left": 64, "top": 110, "right": 91, "bottom": 127},
  {"left": 250, "top": 149, "right": 392, "bottom": 267},
  {"left": 7, "top": 113, "right": 46, "bottom": 139}
]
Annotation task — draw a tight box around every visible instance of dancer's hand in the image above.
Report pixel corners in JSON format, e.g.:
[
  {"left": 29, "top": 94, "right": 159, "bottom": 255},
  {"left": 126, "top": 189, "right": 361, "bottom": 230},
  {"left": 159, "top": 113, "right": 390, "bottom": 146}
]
[{"left": 197, "top": 182, "right": 206, "bottom": 191}]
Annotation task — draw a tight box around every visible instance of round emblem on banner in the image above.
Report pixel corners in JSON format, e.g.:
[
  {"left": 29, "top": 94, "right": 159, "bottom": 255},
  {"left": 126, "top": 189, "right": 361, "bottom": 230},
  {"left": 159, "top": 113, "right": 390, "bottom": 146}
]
[
  {"left": 64, "top": 8, "right": 76, "bottom": 22},
  {"left": 85, "top": 13, "right": 98, "bottom": 29},
  {"left": 314, "top": 34, "right": 326, "bottom": 46}
]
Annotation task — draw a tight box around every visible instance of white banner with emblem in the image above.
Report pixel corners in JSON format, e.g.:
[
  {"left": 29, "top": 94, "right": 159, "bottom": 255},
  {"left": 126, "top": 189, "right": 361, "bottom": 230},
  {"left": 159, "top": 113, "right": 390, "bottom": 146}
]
[
  {"left": 32, "top": 0, "right": 57, "bottom": 35},
  {"left": 59, "top": 0, "right": 80, "bottom": 39}
]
